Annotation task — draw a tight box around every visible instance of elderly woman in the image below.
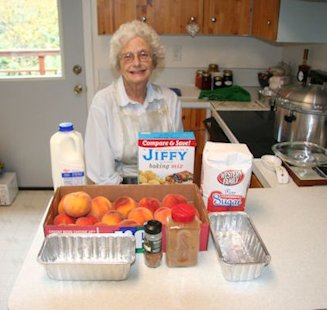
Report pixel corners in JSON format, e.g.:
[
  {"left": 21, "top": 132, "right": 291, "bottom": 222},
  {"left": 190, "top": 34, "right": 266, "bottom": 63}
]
[{"left": 85, "top": 20, "right": 183, "bottom": 185}]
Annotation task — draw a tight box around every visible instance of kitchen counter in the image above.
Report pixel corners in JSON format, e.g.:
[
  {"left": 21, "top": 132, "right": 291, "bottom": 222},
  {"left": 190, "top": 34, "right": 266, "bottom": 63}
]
[
  {"left": 8, "top": 182, "right": 327, "bottom": 309},
  {"left": 175, "top": 84, "right": 269, "bottom": 111}
]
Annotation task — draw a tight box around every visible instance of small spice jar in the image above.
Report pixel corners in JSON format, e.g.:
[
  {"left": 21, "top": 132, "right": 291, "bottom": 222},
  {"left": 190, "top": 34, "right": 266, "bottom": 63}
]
[
  {"left": 165, "top": 203, "right": 200, "bottom": 267},
  {"left": 195, "top": 69, "right": 204, "bottom": 89},
  {"left": 201, "top": 72, "right": 212, "bottom": 90},
  {"left": 143, "top": 220, "right": 162, "bottom": 268},
  {"left": 223, "top": 70, "right": 233, "bottom": 87}
]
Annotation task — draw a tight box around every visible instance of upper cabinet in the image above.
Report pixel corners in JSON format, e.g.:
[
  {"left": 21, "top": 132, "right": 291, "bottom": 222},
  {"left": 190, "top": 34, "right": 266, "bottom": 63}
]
[
  {"left": 97, "top": 0, "right": 203, "bottom": 35},
  {"left": 97, "top": 0, "right": 251, "bottom": 35},
  {"left": 97, "top": 0, "right": 327, "bottom": 43},
  {"left": 203, "top": 0, "right": 251, "bottom": 35},
  {"left": 252, "top": 0, "right": 327, "bottom": 43},
  {"left": 252, "top": 0, "right": 280, "bottom": 41}
]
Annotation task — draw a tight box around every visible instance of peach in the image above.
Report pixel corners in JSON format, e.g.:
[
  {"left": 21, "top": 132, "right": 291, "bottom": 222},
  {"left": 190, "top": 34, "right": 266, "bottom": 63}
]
[
  {"left": 86, "top": 213, "right": 98, "bottom": 224},
  {"left": 89, "top": 196, "right": 113, "bottom": 220},
  {"left": 127, "top": 207, "right": 153, "bottom": 225},
  {"left": 154, "top": 206, "right": 172, "bottom": 225},
  {"left": 114, "top": 196, "right": 137, "bottom": 218},
  {"left": 162, "top": 193, "right": 188, "bottom": 209},
  {"left": 57, "top": 196, "right": 66, "bottom": 214},
  {"left": 94, "top": 222, "right": 108, "bottom": 226},
  {"left": 62, "top": 191, "right": 92, "bottom": 218},
  {"left": 138, "top": 197, "right": 161, "bottom": 214},
  {"left": 53, "top": 213, "right": 75, "bottom": 225},
  {"left": 75, "top": 216, "right": 95, "bottom": 226},
  {"left": 101, "top": 210, "right": 124, "bottom": 226},
  {"left": 119, "top": 219, "right": 138, "bottom": 227}
]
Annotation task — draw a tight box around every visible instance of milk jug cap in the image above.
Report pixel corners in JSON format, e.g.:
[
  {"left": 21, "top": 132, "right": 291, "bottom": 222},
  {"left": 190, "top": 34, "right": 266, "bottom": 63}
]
[{"left": 58, "top": 122, "right": 74, "bottom": 132}]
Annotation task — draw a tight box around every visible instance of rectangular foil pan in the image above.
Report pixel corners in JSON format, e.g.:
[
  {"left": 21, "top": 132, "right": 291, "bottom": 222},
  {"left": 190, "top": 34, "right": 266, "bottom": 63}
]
[
  {"left": 209, "top": 212, "right": 271, "bottom": 281},
  {"left": 37, "top": 233, "right": 136, "bottom": 281}
]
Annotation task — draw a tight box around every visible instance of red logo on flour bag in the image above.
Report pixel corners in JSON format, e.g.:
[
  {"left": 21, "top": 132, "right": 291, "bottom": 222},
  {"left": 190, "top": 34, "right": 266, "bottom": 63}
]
[
  {"left": 201, "top": 142, "right": 253, "bottom": 212},
  {"left": 217, "top": 170, "right": 244, "bottom": 185}
]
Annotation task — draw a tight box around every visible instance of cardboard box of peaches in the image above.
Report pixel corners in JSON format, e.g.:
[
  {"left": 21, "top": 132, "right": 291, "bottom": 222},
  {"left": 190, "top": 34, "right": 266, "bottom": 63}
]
[{"left": 43, "top": 183, "right": 209, "bottom": 253}]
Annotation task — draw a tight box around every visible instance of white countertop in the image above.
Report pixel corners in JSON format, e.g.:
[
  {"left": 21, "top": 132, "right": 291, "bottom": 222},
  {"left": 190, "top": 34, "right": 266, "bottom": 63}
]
[{"left": 8, "top": 181, "right": 327, "bottom": 310}]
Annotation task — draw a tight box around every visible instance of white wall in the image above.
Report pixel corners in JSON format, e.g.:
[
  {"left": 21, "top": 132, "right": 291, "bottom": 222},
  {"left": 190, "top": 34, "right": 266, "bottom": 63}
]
[{"left": 281, "top": 44, "right": 327, "bottom": 74}]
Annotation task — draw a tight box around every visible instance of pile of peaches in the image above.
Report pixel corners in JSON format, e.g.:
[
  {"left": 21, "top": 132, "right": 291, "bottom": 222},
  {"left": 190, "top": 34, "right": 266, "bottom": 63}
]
[{"left": 53, "top": 191, "right": 200, "bottom": 227}]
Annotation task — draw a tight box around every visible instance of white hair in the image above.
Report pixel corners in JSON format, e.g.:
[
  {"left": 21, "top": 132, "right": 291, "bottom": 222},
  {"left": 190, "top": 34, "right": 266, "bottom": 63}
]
[{"left": 109, "top": 20, "right": 165, "bottom": 70}]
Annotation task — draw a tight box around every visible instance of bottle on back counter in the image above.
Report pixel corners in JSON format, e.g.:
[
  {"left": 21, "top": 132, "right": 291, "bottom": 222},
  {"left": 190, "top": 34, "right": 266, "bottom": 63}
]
[
  {"left": 50, "top": 122, "right": 86, "bottom": 190},
  {"left": 165, "top": 203, "right": 200, "bottom": 267},
  {"left": 297, "top": 49, "right": 310, "bottom": 86}
]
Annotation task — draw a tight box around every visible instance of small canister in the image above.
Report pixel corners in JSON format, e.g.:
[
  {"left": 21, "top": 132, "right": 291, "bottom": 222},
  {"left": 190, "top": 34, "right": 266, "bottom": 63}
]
[
  {"left": 223, "top": 70, "right": 233, "bottom": 87},
  {"left": 195, "top": 69, "right": 204, "bottom": 89},
  {"left": 165, "top": 203, "right": 200, "bottom": 267},
  {"left": 143, "top": 220, "right": 162, "bottom": 268},
  {"left": 202, "top": 72, "right": 212, "bottom": 90}
]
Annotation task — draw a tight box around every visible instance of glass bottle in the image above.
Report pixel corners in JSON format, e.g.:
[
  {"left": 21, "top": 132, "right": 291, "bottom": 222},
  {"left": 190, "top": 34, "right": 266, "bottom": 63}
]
[
  {"left": 223, "top": 70, "right": 233, "bottom": 87},
  {"left": 202, "top": 72, "right": 212, "bottom": 90},
  {"left": 195, "top": 69, "right": 204, "bottom": 89},
  {"left": 165, "top": 203, "right": 200, "bottom": 267},
  {"left": 143, "top": 220, "right": 162, "bottom": 268},
  {"left": 297, "top": 49, "right": 310, "bottom": 86},
  {"left": 213, "top": 72, "right": 224, "bottom": 89}
]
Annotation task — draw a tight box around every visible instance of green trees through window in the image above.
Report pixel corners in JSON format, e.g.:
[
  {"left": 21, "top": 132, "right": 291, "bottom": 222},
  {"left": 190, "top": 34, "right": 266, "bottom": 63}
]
[{"left": 0, "top": 0, "right": 61, "bottom": 77}]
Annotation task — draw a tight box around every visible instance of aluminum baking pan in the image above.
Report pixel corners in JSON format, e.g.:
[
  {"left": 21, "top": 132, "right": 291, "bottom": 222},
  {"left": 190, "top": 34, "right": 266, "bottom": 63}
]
[
  {"left": 37, "top": 233, "right": 136, "bottom": 281},
  {"left": 209, "top": 212, "right": 271, "bottom": 281}
]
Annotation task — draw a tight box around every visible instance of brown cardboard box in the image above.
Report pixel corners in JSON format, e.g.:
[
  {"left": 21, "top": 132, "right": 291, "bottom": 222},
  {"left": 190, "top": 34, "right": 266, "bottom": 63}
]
[{"left": 43, "top": 183, "right": 209, "bottom": 253}]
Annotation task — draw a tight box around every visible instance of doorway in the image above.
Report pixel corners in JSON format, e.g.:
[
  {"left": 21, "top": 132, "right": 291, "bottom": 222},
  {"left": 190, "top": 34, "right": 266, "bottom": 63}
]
[{"left": 0, "top": 0, "right": 88, "bottom": 188}]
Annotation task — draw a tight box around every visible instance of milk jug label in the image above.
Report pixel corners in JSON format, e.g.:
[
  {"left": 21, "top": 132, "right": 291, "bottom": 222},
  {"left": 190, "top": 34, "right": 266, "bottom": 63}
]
[{"left": 61, "top": 170, "right": 85, "bottom": 186}]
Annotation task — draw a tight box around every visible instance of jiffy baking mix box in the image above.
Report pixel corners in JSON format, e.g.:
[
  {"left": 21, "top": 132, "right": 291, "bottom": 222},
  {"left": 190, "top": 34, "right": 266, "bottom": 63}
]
[
  {"left": 201, "top": 142, "right": 253, "bottom": 212},
  {"left": 138, "top": 132, "right": 196, "bottom": 185}
]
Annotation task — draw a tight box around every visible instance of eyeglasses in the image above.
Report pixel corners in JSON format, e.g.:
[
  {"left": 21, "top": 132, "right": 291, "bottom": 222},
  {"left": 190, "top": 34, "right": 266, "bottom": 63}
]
[{"left": 119, "top": 50, "right": 152, "bottom": 63}]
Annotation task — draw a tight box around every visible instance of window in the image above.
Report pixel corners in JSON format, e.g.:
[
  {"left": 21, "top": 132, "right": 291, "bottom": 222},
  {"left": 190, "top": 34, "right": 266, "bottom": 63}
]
[{"left": 0, "top": 0, "right": 62, "bottom": 78}]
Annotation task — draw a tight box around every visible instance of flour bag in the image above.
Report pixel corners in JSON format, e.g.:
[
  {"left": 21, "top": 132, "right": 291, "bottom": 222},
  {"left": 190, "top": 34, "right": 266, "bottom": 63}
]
[{"left": 201, "top": 142, "right": 253, "bottom": 212}]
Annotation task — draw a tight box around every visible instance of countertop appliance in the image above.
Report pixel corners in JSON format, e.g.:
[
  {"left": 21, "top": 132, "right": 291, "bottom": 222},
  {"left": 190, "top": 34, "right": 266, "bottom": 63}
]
[
  {"left": 273, "top": 82, "right": 327, "bottom": 147},
  {"left": 205, "top": 110, "right": 276, "bottom": 158}
]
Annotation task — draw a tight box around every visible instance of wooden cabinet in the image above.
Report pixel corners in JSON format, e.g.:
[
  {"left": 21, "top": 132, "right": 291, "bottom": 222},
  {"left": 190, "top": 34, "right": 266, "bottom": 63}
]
[
  {"left": 97, "top": 0, "right": 251, "bottom": 35},
  {"left": 182, "top": 108, "right": 207, "bottom": 187},
  {"left": 252, "top": 0, "right": 280, "bottom": 41},
  {"left": 203, "top": 0, "right": 251, "bottom": 35},
  {"left": 97, "top": 0, "right": 203, "bottom": 34}
]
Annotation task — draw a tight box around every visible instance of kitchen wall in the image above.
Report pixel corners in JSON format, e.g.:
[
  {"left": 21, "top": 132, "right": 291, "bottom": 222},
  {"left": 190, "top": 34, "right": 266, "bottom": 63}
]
[{"left": 281, "top": 44, "right": 327, "bottom": 73}]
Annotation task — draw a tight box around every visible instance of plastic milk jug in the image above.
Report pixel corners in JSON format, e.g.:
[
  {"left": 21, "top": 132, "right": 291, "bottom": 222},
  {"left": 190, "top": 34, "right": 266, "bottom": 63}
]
[{"left": 50, "top": 122, "right": 86, "bottom": 190}]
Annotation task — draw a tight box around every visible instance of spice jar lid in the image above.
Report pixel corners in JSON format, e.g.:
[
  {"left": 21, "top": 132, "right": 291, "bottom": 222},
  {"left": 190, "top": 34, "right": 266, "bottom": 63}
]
[
  {"left": 171, "top": 203, "right": 196, "bottom": 223},
  {"left": 144, "top": 220, "right": 162, "bottom": 234}
]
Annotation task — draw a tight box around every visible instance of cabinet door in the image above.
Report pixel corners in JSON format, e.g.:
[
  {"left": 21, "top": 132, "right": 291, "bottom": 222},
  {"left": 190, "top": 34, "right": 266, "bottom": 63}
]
[
  {"left": 252, "top": 0, "right": 280, "bottom": 41},
  {"left": 182, "top": 108, "right": 207, "bottom": 187},
  {"left": 203, "top": 0, "right": 251, "bottom": 35},
  {"left": 97, "top": 0, "right": 138, "bottom": 34},
  {"left": 137, "top": 0, "right": 203, "bottom": 34}
]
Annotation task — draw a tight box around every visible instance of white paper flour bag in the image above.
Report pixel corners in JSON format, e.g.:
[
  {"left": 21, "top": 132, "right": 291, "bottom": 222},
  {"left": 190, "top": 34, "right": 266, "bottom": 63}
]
[{"left": 201, "top": 142, "right": 253, "bottom": 212}]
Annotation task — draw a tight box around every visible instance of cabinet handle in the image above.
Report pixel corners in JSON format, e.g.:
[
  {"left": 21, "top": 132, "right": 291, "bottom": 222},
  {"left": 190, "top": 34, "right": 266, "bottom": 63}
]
[
  {"left": 141, "top": 16, "right": 147, "bottom": 22},
  {"left": 211, "top": 17, "right": 217, "bottom": 23},
  {"left": 267, "top": 20, "right": 271, "bottom": 25}
]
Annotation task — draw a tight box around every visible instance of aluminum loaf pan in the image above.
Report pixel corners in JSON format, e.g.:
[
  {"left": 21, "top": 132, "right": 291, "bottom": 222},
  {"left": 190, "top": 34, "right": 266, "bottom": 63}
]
[
  {"left": 37, "top": 233, "right": 136, "bottom": 281},
  {"left": 209, "top": 212, "right": 271, "bottom": 281}
]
